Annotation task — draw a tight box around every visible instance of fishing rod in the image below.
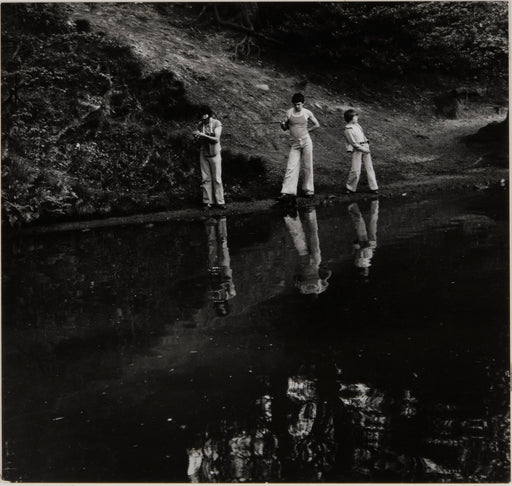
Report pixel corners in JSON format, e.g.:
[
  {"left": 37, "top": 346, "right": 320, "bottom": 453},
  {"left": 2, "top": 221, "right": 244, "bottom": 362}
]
[
  {"left": 196, "top": 121, "right": 283, "bottom": 124},
  {"left": 195, "top": 119, "right": 285, "bottom": 127}
]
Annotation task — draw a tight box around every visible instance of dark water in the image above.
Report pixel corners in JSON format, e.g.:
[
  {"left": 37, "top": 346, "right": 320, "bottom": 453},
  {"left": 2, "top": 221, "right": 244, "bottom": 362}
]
[{"left": 2, "top": 191, "right": 510, "bottom": 483}]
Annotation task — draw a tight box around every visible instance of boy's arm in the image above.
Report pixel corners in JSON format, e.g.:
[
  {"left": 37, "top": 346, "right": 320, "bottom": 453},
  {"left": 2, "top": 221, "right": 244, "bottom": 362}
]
[
  {"left": 280, "top": 109, "right": 291, "bottom": 131},
  {"left": 345, "top": 127, "right": 370, "bottom": 153},
  {"left": 212, "top": 124, "right": 222, "bottom": 142},
  {"left": 198, "top": 122, "right": 222, "bottom": 143},
  {"left": 307, "top": 110, "right": 320, "bottom": 132},
  {"left": 206, "top": 124, "right": 222, "bottom": 143}
]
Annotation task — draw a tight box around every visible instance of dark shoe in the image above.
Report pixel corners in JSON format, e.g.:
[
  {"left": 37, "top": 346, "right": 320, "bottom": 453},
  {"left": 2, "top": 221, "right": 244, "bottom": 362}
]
[
  {"left": 203, "top": 203, "right": 213, "bottom": 209},
  {"left": 304, "top": 193, "right": 315, "bottom": 198},
  {"left": 217, "top": 204, "right": 226, "bottom": 210},
  {"left": 345, "top": 189, "right": 356, "bottom": 195},
  {"left": 370, "top": 189, "right": 379, "bottom": 194},
  {"left": 276, "top": 193, "right": 294, "bottom": 202}
]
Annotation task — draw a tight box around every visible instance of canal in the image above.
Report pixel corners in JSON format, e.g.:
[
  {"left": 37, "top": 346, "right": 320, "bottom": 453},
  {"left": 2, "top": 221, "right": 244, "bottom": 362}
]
[{"left": 2, "top": 191, "right": 509, "bottom": 483}]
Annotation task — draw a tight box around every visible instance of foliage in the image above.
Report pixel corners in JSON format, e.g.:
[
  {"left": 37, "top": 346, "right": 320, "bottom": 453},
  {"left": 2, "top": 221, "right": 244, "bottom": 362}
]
[
  {"left": 254, "top": 2, "right": 508, "bottom": 81},
  {"left": 1, "top": 3, "right": 72, "bottom": 35},
  {"left": 0, "top": 4, "right": 208, "bottom": 225},
  {"left": 2, "top": 155, "right": 77, "bottom": 225}
]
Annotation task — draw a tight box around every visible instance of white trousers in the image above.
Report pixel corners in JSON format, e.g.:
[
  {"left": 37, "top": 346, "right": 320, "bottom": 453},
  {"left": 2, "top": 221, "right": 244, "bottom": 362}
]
[
  {"left": 281, "top": 136, "right": 314, "bottom": 195},
  {"left": 200, "top": 151, "right": 225, "bottom": 205},
  {"left": 346, "top": 150, "right": 378, "bottom": 192}
]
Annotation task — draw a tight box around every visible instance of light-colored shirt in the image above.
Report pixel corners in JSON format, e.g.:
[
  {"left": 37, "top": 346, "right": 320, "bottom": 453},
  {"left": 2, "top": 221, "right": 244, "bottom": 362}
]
[
  {"left": 344, "top": 123, "right": 369, "bottom": 152},
  {"left": 286, "top": 108, "right": 315, "bottom": 140},
  {"left": 198, "top": 118, "right": 222, "bottom": 156}
]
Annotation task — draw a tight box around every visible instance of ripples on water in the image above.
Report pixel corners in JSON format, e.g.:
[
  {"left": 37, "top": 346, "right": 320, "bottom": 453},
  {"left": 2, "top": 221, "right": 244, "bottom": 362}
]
[{"left": 2, "top": 192, "right": 509, "bottom": 483}]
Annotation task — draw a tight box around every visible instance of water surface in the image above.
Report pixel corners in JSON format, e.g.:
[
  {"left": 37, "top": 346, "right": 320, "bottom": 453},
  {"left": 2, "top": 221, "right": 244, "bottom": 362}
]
[{"left": 2, "top": 191, "right": 509, "bottom": 483}]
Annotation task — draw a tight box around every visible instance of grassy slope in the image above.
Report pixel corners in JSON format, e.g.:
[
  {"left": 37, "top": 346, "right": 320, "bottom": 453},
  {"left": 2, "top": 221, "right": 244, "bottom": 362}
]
[
  {"left": 69, "top": 3, "right": 507, "bottom": 192},
  {"left": 2, "top": 3, "right": 507, "bottom": 227}
]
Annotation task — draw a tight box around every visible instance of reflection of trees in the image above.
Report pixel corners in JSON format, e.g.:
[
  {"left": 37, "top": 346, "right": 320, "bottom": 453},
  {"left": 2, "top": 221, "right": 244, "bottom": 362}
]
[
  {"left": 187, "top": 396, "right": 281, "bottom": 483},
  {"left": 284, "top": 375, "right": 336, "bottom": 481},
  {"left": 185, "top": 366, "right": 509, "bottom": 482},
  {"left": 3, "top": 224, "right": 205, "bottom": 348}
]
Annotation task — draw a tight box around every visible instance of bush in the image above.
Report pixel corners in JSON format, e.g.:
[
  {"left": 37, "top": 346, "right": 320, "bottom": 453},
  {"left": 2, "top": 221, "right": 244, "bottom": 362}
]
[
  {"left": 2, "top": 155, "right": 77, "bottom": 225},
  {"left": 258, "top": 2, "right": 508, "bottom": 81},
  {"left": 1, "top": 5, "right": 204, "bottom": 225},
  {"left": 1, "top": 3, "right": 72, "bottom": 36}
]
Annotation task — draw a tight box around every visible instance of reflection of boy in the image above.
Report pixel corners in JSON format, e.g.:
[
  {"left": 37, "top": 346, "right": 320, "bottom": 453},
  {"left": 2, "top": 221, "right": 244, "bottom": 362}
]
[
  {"left": 205, "top": 217, "right": 236, "bottom": 315},
  {"left": 343, "top": 109, "right": 378, "bottom": 194},
  {"left": 283, "top": 208, "right": 331, "bottom": 295},
  {"left": 348, "top": 200, "right": 379, "bottom": 277}
]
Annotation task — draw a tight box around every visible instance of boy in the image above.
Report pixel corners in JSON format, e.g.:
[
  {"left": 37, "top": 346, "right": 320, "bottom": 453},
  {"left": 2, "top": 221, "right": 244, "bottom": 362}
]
[
  {"left": 343, "top": 109, "right": 378, "bottom": 194},
  {"left": 193, "top": 108, "right": 225, "bottom": 209},
  {"left": 277, "top": 92, "right": 320, "bottom": 201}
]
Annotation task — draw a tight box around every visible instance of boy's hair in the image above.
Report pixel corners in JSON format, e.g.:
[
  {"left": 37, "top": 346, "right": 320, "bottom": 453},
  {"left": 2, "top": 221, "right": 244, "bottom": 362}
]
[
  {"left": 291, "top": 92, "right": 305, "bottom": 104},
  {"left": 344, "top": 109, "right": 358, "bottom": 123},
  {"left": 198, "top": 105, "right": 214, "bottom": 118}
]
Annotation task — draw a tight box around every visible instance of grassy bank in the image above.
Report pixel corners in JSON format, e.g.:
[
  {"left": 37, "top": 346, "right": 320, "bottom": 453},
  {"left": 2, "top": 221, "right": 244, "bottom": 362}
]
[{"left": 1, "top": 3, "right": 508, "bottom": 226}]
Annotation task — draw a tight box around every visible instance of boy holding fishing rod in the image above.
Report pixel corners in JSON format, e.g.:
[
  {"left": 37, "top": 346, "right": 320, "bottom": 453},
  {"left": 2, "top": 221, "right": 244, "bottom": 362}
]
[
  {"left": 193, "top": 108, "right": 226, "bottom": 209},
  {"left": 276, "top": 93, "right": 320, "bottom": 202}
]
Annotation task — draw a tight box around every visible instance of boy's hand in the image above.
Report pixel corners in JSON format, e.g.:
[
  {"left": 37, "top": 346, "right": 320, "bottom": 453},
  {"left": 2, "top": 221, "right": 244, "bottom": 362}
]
[{"left": 280, "top": 120, "right": 288, "bottom": 131}]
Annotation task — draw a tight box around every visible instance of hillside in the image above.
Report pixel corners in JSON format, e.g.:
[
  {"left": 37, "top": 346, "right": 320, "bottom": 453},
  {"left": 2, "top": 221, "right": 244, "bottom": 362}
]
[{"left": 2, "top": 3, "right": 508, "bottom": 226}]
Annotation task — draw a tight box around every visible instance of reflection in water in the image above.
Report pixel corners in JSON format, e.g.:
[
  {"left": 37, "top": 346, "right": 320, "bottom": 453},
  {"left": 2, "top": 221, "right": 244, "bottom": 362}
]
[
  {"left": 205, "top": 216, "right": 236, "bottom": 316},
  {"left": 3, "top": 192, "right": 509, "bottom": 483},
  {"left": 186, "top": 371, "right": 337, "bottom": 483},
  {"left": 286, "top": 374, "right": 336, "bottom": 481},
  {"left": 349, "top": 200, "right": 379, "bottom": 278},
  {"left": 186, "top": 369, "right": 508, "bottom": 483},
  {"left": 186, "top": 394, "right": 281, "bottom": 483},
  {"left": 339, "top": 381, "right": 395, "bottom": 479},
  {"left": 283, "top": 208, "right": 331, "bottom": 295}
]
